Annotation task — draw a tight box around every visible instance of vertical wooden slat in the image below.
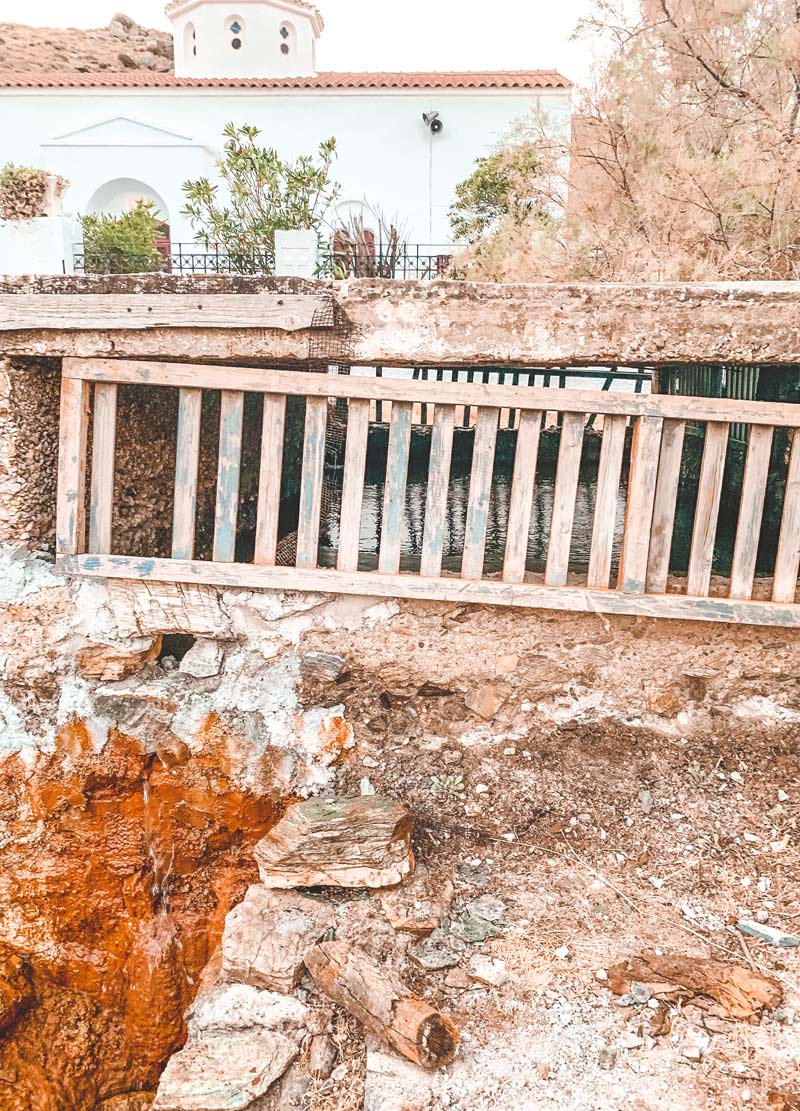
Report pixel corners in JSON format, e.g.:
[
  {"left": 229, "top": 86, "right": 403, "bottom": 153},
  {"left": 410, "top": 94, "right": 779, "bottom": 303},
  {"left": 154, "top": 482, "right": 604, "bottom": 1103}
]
[
  {"left": 212, "top": 389, "right": 244, "bottom": 564},
  {"left": 686, "top": 421, "right": 728, "bottom": 596},
  {"left": 617, "top": 415, "right": 663, "bottom": 593},
  {"left": 729, "top": 424, "right": 773, "bottom": 599},
  {"left": 462, "top": 406, "right": 500, "bottom": 580},
  {"left": 337, "top": 397, "right": 370, "bottom": 572},
  {"left": 503, "top": 409, "right": 541, "bottom": 584},
  {"left": 89, "top": 382, "right": 117, "bottom": 555},
  {"left": 56, "top": 376, "right": 90, "bottom": 560},
  {"left": 171, "top": 387, "right": 203, "bottom": 560},
  {"left": 378, "top": 399, "right": 413, "bottom": 574},
  {"left": 587, "top": 413, "right": 626, "bottom": 589},
  {"left": 774, "top": 429, "right": 800, "bottom": 603},
  {"left": 420, "top": 403, "right": 455, "bottom": 578},
  {"left": 646, "top": 418, "right": 686, "bottom": 593},
  {"left": 296, "top": 396, "right": 328, "bottom": 569},
  {"left": 254, "top": 392, "right": 287, "bottom": 566},
  {"left": 544, "top": 411, "right": 584, "bottom": 587}
]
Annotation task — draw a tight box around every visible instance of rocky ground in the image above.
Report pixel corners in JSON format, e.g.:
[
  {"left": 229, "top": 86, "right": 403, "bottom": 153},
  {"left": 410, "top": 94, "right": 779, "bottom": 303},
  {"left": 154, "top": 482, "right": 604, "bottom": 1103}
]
[
  {"left": 0, "top": 550, "right": 798, "bottom": 1110},
  {"left": 293, "top": 601, "right": 800, "bottom": 1111},
  {"left": 0, "top": 13, "right": 173, "bottom": 74}
]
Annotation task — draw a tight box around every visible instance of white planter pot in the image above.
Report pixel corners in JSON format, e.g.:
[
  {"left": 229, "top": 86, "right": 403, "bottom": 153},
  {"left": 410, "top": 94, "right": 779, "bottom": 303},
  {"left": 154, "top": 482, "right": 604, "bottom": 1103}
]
[
  {"left": 274, "top": 228, "right": 319, "bottom": 278},
  {"left": 0, "top": 216, "right": 74, "bottom": 276}
]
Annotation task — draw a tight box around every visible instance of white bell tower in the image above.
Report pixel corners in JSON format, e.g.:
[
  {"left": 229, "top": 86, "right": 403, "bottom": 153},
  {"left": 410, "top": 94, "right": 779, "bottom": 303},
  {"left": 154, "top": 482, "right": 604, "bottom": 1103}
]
[{"left": 167, "top": 0, "right": 323, "bottom": 78}]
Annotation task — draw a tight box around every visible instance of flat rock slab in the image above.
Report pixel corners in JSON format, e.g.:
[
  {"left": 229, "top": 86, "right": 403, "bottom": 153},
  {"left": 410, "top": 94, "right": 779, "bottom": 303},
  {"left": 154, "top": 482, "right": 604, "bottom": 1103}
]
[
  {"left": 380, "top": 868, "right": 454, "bottom": 937},
  {"left": 221, "top": 885, "right": 335, "bottom": 994},
  {"left": 255, "top": 796, "right": 414, "bottom": 889},
  {"left": 152, "top": 1031, "right": 298, "bottom": 1111},
  {"left": 76, "top": 636, "right": 161, "bottom": 682},
  {"left": 364, "top": 1049, "right": 439, "bottom": 1111}
]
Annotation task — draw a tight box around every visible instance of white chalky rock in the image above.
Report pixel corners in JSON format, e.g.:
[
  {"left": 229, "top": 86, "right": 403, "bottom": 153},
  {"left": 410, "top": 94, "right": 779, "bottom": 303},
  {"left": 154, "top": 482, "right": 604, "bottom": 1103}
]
[{"left": 179, "top": 638, "right": 225, "bottom": 678}]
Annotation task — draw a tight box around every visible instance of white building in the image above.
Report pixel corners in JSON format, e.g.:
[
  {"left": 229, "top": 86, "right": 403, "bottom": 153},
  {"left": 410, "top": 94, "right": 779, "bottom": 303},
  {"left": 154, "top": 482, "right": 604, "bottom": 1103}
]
[{"left": 0, "top": 0, "right": 571, "bottom": 265}]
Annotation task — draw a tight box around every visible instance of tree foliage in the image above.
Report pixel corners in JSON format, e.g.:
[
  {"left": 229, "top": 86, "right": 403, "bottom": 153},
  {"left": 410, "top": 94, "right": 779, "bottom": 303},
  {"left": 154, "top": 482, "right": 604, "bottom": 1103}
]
[
  {"left": 449, "top": 145, "right": 545, "bottom": 243},
  {"left": 182, "top": 123, "right": 339, "bottom": 274},
  {"left": 80, "top": 200, "right": 164, "bottom": 274},
  {"left": 467, "top": 0, "right": 800, "bottom": 282}
]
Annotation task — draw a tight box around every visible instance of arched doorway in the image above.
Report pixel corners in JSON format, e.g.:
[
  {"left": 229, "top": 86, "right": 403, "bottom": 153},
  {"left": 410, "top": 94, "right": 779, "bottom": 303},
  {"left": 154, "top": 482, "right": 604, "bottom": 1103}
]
[
  {"left": 85, "top": 178, "right": 172, "bottom": 262},
  {"left": 86, "top": 178, "right": 169, "bottom": 221}
]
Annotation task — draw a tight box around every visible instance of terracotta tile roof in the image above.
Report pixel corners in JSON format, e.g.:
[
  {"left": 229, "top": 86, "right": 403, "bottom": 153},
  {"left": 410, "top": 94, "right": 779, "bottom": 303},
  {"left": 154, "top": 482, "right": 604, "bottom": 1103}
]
[
  {"left": 0, "top": 69, "right": 572, "bottom": 90},
  {"left": 165, "top": 0, "right": 324, "bottom": 33}
]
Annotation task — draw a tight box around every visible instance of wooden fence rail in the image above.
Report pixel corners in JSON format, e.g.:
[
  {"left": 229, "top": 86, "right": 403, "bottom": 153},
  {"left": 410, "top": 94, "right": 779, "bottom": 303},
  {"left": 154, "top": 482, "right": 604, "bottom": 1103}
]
[{"left": 56, "top": 357, "right": 800, "bottom": 627}]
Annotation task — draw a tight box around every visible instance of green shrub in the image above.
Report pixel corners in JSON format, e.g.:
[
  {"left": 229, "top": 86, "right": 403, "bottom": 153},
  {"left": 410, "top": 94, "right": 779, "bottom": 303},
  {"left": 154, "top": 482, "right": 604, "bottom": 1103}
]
[
  {"left": 80, "top": 201, "right": 164, "bottom": 274},
  {"left": 0, "top": 163, "right": 68, "bottom": 220},
  {"left": 182, "top": 123, "right": 339, "bottom": 274}
]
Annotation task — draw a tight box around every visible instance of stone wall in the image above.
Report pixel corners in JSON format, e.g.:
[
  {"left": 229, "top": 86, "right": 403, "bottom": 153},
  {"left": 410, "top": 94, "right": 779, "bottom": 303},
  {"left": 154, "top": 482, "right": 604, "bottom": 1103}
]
[{"left": 0, "top": 356, "right": 60, "bottom": 548}]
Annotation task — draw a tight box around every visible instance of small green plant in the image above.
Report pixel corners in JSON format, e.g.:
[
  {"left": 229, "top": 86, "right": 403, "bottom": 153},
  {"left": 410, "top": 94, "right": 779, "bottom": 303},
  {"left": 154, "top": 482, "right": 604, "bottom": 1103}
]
[
  {"left": 182, "top": 123, "right": 339, "bottom": 274},
  {"left": 0, "top": 163, "right": 68, "bottom": 220},
  {"left": 80, "top": 201, "right": 164, "bottom": 274},
  {"left": 429, "top": 773, "right": 466, "bottom": 800}
]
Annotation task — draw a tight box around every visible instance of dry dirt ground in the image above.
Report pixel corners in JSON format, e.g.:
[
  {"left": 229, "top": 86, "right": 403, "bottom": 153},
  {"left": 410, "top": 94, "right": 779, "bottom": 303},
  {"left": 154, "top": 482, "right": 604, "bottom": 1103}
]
[{"left": 297, "top": 603, "right": 800, "bottom": 1111}]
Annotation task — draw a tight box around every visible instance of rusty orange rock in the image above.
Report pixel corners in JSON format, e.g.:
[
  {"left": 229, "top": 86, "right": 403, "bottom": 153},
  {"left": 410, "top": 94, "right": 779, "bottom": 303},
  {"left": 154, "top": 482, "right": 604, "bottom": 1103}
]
[{"left": 0, "top": 721, "right": 283, "bottom": 1111}]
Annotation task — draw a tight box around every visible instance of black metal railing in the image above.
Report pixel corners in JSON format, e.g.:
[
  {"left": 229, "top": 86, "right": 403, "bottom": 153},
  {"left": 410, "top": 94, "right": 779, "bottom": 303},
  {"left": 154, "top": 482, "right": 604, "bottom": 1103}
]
[
  {"left": 365, "top": 365, "right": 653, "bottom": 425},
  {"left": 322, "top": 245, "right": 463, "bottom": 280},
  {"left": 73, "top": 242, "right": 463, "bottom": 279}
]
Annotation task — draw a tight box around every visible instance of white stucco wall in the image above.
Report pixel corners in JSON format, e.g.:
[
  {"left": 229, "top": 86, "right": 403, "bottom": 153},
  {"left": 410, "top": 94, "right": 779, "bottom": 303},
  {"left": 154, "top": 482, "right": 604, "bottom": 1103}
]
[
  {"left": 0, "top": 217, "right": 74, "bottom": 275},
  {"left": 172, "top": 0, "right": 318, "bottom": 79},
  {"left": 0, "top": 87, "right": 571, "bottom": 251}
]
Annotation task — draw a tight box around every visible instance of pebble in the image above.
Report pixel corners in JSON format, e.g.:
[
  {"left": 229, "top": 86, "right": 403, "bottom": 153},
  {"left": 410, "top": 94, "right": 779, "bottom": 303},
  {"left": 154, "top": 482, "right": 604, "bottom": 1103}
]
[
  {"left": 554, "top": 945, "right": 570, "bottom": 960},
  {"left": 598, "top": 1046, "right": 618, "bottom": 1070},
  {"left": 638, "top": 789, "right": 654, "bottom": 815},
  {"left": 469, "top": 955, "right": 509, "bottom": 988},
  {"left": 616, "top": 982, "right": 653, "bottom": 1007},
  {"left": 444, "top": 968, "right": 473, "bottom": 990}
]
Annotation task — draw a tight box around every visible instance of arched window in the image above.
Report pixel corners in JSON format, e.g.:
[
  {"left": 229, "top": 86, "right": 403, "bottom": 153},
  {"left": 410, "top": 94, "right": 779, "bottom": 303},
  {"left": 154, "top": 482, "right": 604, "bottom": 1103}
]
[
  {"left": 279, "top": 21, "right": 296, "bottom": 56},
  {"left": 184, "top": 21, "right": 197, "bottom": 57},
  {"left": 225, "top": 14, "right": 245, "bottom": 50}
]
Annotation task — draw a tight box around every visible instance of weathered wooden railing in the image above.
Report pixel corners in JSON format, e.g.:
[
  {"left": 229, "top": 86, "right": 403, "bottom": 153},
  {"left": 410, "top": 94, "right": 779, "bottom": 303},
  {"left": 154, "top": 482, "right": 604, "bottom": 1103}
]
[
  {"left": 367, "top": 365, "right": 652, "bottom": 428},
  {"left": 56, "top": 357, "right": 800, "bottom": 626}
]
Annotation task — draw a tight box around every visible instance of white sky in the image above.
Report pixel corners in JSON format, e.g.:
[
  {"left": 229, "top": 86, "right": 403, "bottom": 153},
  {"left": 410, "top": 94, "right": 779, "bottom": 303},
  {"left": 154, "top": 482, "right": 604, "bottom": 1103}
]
[{"left": 0, "top": 0, "right": 597, "bottom": 84}]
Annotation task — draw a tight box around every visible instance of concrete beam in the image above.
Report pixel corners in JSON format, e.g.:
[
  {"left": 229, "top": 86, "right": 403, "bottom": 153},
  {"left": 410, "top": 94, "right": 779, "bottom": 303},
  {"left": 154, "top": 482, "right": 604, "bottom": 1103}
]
[{"left": 3, "top": 275, "right": 800, "bottom": 366}]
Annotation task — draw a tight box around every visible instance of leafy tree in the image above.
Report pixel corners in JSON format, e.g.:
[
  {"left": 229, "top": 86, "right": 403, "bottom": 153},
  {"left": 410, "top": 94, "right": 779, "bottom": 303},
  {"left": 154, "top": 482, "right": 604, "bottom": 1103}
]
[
  {"left": 449, "top": 145, "right": 545, "bottom": 244},
  {"left": 468, "top": 0, "right": 800, "bottom": 281},
  {"left": 80, "top": 200, "right": 164, "bottom": 274},
  {"left": 182, "top": 123, "right": 339, "bottom": 274}
]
